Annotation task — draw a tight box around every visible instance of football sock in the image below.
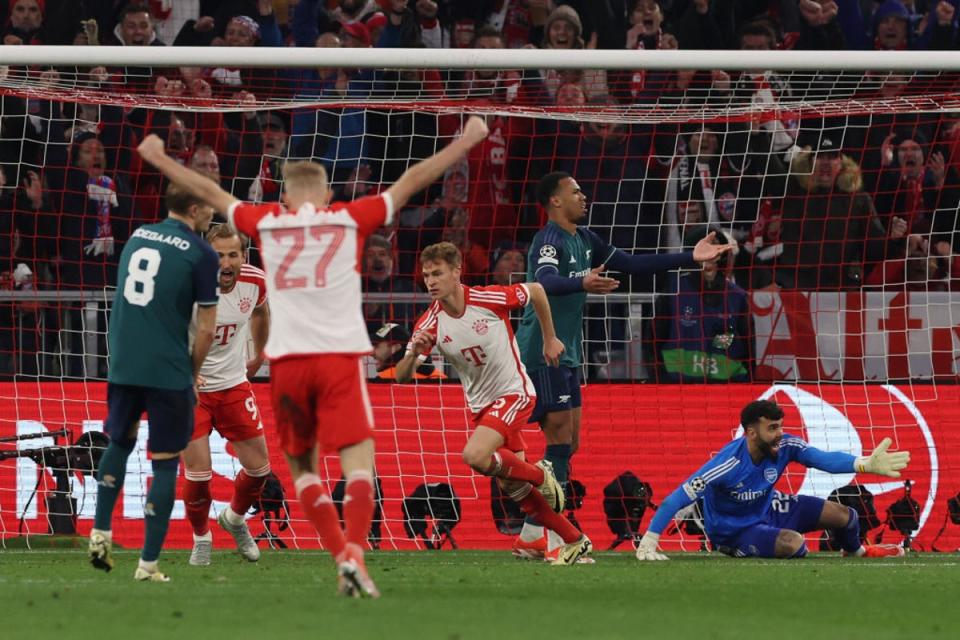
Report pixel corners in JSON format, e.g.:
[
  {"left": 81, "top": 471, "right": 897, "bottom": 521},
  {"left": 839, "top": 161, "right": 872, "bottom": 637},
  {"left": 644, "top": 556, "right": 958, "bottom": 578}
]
[
  {"left": 510, "top": 485, "right": 580, "bottom": 544},
  {"left": 229, "top": 464, "right": 270, "bottom": 521},
  {"left": 523, "top": 443, "right": 571, "bottom": 527},
  {"left": 295, "top": 473, "right": 346, "bottom": 558},
  {"left": 488, "top": 449, "right": 544, "bottom": 485},
  {"left": 183, "top": 471, "right": 212, "bottom": 536},
  {"left": 142, "top": 457, "right": 179, "bottom": 562},
  {"left": 835, "top": 506, "right": 864, "bottom": 555},
  {"left": 93, "top": 439, "right": 135, "bottom": 531},
  {"left": 544, "top": 444, "right": 571, "bottom": 486},
  {"left": 343, "top": 470, "right": 375, "bottom": 547}
]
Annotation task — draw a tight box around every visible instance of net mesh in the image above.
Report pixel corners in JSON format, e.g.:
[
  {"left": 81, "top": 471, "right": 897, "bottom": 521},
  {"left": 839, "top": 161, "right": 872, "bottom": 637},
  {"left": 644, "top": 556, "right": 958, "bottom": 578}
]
[{"left": 1, "top": 61, "right": 959, "bottom": 553}]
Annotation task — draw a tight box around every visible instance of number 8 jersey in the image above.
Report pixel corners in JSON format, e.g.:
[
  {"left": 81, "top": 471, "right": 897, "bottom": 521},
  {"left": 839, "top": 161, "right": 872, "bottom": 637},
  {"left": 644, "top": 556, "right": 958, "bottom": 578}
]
[
  {"left": 108, "top": 217, "right": 219, "bottom": 389},
  {"left": 227, "top": 194, "right": 394, "bottom": 359}
]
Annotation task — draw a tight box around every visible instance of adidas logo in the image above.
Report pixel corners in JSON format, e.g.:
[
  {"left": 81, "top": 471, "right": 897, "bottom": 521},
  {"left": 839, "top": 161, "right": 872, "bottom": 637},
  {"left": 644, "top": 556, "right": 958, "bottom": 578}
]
[
  {"left": 442, "top": 335, "right": 452, "bottom": 344},
  {"left": 569, "top": 256, "right": 576, "bottom": 263}
]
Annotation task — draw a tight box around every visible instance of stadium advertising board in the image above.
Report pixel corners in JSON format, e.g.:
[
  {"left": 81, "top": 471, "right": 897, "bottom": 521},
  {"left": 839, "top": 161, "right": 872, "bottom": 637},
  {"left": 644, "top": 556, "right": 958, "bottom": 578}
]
[
  {"left": 2, "top": 383, "right": 958, "bottom": 552},
  {"left": 752, "top": 291, "right": 960, "bottom": 381}
]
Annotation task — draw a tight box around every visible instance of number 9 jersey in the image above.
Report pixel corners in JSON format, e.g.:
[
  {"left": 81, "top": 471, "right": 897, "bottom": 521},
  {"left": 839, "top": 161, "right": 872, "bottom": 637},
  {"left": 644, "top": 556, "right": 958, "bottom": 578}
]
[{"left": 108, "top": 217, "right": 219, "bottom": 389}]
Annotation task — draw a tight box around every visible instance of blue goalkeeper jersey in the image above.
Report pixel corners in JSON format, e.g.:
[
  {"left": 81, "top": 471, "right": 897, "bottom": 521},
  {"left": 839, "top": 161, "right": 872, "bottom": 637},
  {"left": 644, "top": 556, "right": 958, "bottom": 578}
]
[{"left": 649, "top": 434, "right": 857, "bottom": 540}]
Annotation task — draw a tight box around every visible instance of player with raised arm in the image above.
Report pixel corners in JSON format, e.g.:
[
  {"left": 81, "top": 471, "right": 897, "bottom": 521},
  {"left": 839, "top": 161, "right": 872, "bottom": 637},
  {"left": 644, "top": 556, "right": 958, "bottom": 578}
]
[
  {"left": 634, "top": 399, "right": 911, "bottom": 561},
  {"left": 514, "top": 171, "right": 734, "bottom": 559},
  {"left": 88, "top": 183, "right": 219, "bottom": 582},
  {"left": 395, "top": 242, "right": 592, "bottom": 565},
  {"left": 136, "top": 115, "right": 491, "bottom": 597},
  {"left": 183, "top": 224, "right": 272, "bottom": 566}
]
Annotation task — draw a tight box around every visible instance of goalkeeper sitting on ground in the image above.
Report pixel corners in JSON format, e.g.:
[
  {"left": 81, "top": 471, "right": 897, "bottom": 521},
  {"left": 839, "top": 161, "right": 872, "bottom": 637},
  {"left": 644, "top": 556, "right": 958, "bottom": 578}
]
[{"left": 635, "top": 399, "right": 910, "bottom": 561}]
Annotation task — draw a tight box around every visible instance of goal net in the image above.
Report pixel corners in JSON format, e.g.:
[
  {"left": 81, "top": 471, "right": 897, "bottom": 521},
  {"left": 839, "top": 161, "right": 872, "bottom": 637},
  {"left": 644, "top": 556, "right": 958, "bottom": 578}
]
[{"left": 1, "top": 47, "right": 958, "bottom": 553}]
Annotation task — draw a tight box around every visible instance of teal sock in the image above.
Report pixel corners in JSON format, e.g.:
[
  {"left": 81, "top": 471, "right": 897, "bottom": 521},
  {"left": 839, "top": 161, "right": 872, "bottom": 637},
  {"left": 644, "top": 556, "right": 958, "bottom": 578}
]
[
  {"left": 93, "top": 441, "right": 134, "bottom": 531},
  {"left": 524, "top": 444, "right": 573, "bottom": 526},
  {"left": 141, "top": 457, "right": 179, "bottom": 562}
]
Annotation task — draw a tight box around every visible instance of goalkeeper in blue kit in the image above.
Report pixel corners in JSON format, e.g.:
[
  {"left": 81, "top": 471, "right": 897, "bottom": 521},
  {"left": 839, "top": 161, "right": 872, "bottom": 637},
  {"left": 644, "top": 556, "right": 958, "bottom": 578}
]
[
  {"left": 635, "top": 400, "right": 911, "bottom": 561},
  {"left": 514, "top": 171, "right": 733, "bottom": 559}
]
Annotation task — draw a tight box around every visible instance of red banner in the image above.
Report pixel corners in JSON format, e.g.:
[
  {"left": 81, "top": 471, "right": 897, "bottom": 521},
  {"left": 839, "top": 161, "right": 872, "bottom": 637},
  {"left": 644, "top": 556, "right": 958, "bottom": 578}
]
[{"left": 2, "top": 382, "right": 959, "bottom": 552}]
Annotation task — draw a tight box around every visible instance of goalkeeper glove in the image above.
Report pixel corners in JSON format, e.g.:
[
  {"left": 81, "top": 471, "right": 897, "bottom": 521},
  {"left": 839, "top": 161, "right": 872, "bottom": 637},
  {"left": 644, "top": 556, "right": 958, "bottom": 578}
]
[
  {"left": 635, "top": 531, "right": 668, "bottom": 561},
  {"left": 854, "top": 437, "right": 910, "bottom": 478}
]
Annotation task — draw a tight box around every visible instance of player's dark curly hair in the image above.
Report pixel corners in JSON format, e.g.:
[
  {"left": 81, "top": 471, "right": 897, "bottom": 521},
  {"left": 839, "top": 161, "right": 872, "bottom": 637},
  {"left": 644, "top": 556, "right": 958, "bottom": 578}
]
[
  {"left": 536, "top": 171, "right": 572, "bottom": 207},
  {"left": 740, "top": 400, "right": 784, "bottom": 431}
]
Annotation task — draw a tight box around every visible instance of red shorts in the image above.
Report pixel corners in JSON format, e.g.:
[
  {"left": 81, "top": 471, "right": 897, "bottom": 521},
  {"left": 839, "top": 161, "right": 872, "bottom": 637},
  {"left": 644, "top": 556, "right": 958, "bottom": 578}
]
[
  {"left": 473, "top": 394, "right": 532, "bottom": 453},
  {"left": 270, "top": 354, "right": 374, "bottom": 457},
  {"left": 193, "top": 381, "right": 264, "bottom": 443}
]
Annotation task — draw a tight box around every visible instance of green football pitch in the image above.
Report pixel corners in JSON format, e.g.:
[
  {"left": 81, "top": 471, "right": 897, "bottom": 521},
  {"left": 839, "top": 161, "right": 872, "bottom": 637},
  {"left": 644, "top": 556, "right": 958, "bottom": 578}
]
[{"left": 1, "top": 547, "right": 956, "bottom": 640}]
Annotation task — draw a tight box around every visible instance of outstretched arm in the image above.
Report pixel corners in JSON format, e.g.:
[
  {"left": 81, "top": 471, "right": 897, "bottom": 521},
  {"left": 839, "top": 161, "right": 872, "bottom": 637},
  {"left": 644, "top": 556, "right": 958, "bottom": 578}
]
[
  {"left": 792, "top": 437, "right": 910, "bottom": 478},
  {"left": 386, "top": 116, "right": 489, "bottom": 211},
  {"left": 137, "top": 134, "right": 239, "bottom": 213},
  {"left": 604, "top": 231, "right": 734, "bottom": 275}
]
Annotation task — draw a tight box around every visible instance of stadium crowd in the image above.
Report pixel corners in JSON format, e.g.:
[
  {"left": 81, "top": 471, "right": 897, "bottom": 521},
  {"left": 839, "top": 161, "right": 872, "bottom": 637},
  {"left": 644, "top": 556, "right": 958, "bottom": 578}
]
[{"left": 2, "top": 0, "right": 960, "bottom": 380}]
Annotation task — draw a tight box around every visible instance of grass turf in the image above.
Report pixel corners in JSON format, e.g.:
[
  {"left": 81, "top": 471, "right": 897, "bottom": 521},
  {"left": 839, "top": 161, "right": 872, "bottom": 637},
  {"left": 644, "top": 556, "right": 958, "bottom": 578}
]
[{"left": 0, "top": 548, "right": 956, "bottom": 640}]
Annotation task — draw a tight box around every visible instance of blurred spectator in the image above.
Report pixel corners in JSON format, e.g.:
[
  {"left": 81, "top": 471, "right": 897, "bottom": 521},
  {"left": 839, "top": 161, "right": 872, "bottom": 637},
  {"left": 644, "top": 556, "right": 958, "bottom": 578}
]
[
  {"left": 873, "top": 128, "right": 960, "bottom": 241},
  {"left": 206, "top": 6, "right": 284, "bottom": 98},
  {"left": 330, "top": 0, "right": 380, "bottom": 25},
  {"left": 441, "top": 208, "right": 489, "bottom": 283},
  {"left": 369, "top": 321, "right": 444, "bottom": 379},
  {"left": 489, "top": 240, "right": 528, "bottom": 286},
  {"left": 2, "top": 0, "right": 44, "bottom": 45},
  {"left": 106, "top": 3, "right": 165, "bottom": 46},
  {"left": 362, "top": 234, "right": 417, "bottom": 331},
  {"left": 653, "top": 228, "right": 752, "bottom": 383},
  {"left": 242, "top": 112, "right": 291, "bottom": 203},
  {"left": 865, "top": 233, "right": 959, "bottom": 290},
  {"left": 539, "top": 5, "right": 607, "bottom": 101},
  {"left": 0, "top": 166, "right": 40, "bottom": 375},
  {"left": 775, "top": 139, "right": 878, "bottom": 290}
]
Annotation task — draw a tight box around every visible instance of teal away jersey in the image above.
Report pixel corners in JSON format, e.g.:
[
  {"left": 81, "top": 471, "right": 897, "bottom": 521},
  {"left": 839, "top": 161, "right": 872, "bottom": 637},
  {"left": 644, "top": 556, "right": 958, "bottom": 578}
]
[
  {"left": 108, "top": 218, "right": 219, "bottom": 389},
  {"left": 517, "top": 222, "right": 613, "bottom": 371}
]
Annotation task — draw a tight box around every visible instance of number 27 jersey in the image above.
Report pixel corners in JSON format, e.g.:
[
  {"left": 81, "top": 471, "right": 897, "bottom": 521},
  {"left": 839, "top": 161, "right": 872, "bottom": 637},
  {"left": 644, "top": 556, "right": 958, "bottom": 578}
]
[{"left": 228, "top": 194, "right": 394, "bottom": 359}]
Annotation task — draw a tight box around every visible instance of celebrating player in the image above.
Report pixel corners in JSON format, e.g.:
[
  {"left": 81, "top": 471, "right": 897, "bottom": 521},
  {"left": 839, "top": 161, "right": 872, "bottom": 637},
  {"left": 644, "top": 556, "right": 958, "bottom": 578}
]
[
  {"left": 183, "top": 224, "right": 271, "bottom": 566},
  {"left": 514, "top": 171, "right": 733, "bottom": 558},
  {"left": 635, "top": 399, "right": 911, "bottom": 561},
  {"left": 395, "top": 242, "right": 593, "bottom": 566},
  {"left": 136, "top": 115, "right": 492, "bottom": 598},
  {"left": 89, "top": 183, "right": 219, "bottom": 582}
]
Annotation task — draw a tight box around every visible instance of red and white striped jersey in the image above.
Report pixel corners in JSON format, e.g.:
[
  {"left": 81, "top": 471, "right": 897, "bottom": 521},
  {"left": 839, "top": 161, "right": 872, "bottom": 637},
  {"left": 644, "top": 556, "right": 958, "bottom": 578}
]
[
  {"left": 411, "top": 284, "right": 534, "bottom": 413},
  {"left": 227, "top": 193, "right": 394, "bottom": 359},
  {"left": 194, "top": 265, "right": 267, "bottom": 392}
]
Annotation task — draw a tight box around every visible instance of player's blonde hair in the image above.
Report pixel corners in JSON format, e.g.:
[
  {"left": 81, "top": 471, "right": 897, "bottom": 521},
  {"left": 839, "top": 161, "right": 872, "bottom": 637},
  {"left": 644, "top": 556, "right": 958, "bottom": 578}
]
[
  {"left": 283, "top": 160, "right": 328, "bottom": 195},
  {"left": 420, "top": 242, "right": 462, "bottom": 268}
]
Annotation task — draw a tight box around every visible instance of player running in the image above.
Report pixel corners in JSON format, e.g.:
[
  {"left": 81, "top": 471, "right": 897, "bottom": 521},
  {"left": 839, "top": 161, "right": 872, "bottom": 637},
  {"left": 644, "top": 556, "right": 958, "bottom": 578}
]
[
  {"left": 396, "top": 242, "right": 592, "bottom": 566},
  {"left": 137, "top": 115, "right": 492, "bottom": 598},
  {"left": 183, "top": 224, "right": 272, "bottom": 566},
  {"left": 635, "top": 399, "right": 911, "bottom": 561},
  {"left": 514, "top": 171, "right": 733, "bottom": 559},
  {"left": 89, "top": 183, "right": 219, "bottom": 582}
]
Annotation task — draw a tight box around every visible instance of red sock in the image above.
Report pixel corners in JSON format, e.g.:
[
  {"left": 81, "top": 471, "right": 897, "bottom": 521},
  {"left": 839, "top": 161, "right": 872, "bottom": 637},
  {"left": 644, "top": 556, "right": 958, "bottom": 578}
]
[
  {"left": 491, "top": 448, "right": 544, "bottom": 485},
  {"left": 295, "top": 474, "right": 345, "bottom": 558},
  {"left": 183, "top": 474, "right": 212, "bottom": 536},
  {"left": 230, "top": 466, "right": 269, "bottom": 516},
  {"left": 343, "top": 471, "right": 375, "bottom": 547},
  {"left": 513, "top": 486, "right": 580, "bottom": 543}
]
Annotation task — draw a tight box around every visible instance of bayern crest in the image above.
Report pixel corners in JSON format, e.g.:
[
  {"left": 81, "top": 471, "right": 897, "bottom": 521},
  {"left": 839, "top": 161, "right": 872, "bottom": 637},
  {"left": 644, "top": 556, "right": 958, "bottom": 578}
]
[
  {"left": 473, "top": 319, "right": 489, "bottom": 335},
  {"left": 239, "top": 297, "right": 253, "bottom": 313}
]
